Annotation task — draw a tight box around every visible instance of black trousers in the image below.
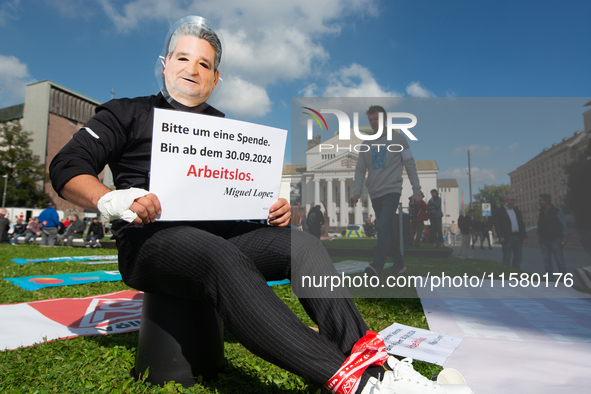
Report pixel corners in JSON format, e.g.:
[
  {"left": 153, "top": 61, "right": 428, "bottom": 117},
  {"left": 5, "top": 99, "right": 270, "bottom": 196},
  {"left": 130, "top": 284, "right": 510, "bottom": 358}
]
[{"left": 117, "top": 221, "right": 369, "bottom": 388}]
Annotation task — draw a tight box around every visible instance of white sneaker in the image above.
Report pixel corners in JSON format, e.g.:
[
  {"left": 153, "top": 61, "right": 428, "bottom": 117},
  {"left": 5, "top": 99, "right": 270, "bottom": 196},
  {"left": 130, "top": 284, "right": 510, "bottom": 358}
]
[{"left": 360, "top": 358, "right": 474, "bottom": 394}]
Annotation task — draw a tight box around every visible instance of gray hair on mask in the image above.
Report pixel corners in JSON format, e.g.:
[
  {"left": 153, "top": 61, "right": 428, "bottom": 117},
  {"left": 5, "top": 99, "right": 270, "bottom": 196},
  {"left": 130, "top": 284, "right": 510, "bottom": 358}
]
[{"left": 167, "top": 22, "right": 222, "bottom": 71}]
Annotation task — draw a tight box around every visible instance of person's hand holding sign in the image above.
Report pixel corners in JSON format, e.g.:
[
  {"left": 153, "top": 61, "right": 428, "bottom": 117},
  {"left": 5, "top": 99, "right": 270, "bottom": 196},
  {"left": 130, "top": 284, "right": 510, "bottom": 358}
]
[{"left": 268, "top": 198, "right": 291, "bottom": 227}]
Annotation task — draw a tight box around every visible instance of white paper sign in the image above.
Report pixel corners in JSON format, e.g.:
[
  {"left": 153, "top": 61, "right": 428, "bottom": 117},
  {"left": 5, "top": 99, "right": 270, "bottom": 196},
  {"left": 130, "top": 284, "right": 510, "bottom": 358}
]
[
  {"left": 150, "top": 108, "right": 287, "bottom": 221},
  {"left": 379, "top": 323, "right": 464, "bottom": 366}
]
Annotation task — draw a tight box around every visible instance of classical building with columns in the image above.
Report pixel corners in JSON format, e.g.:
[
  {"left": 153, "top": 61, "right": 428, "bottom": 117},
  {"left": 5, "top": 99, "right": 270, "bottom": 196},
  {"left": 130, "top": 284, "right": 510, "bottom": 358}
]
[{"left": 281, "top": 130, "right": 459, "bottom": 231}]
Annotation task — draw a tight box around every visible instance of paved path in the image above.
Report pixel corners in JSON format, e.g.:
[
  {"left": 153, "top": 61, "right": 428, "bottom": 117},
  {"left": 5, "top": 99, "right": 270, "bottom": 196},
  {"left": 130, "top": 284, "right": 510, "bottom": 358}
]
[{"left": 447, "top": 236, "right": 591, "bottom": 288}]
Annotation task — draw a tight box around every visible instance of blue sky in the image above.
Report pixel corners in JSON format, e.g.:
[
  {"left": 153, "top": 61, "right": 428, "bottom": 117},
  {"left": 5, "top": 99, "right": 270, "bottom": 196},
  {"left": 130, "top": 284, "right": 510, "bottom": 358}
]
[{"left": 1, "top": 0, "right": 590, "bottom": 200}]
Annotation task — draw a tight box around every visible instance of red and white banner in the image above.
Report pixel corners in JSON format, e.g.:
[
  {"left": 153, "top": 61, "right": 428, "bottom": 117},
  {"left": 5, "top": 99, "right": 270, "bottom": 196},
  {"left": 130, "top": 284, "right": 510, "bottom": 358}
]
[{"left": 0, "top": 290, "right": 143, "bottom": 351}]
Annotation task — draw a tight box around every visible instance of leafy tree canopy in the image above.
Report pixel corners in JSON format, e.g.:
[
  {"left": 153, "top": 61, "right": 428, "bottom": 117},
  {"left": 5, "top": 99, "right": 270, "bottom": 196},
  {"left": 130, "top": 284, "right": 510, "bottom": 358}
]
[
  {"left": 0, "top": 122, "right": 49, "bottom": 208},
  {"left": 473, "top": 184, "right": 512, "bottom": 211}
]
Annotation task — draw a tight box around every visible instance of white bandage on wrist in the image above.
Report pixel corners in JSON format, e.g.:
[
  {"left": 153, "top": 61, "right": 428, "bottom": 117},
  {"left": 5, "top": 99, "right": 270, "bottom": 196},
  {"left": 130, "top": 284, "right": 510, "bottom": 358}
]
[{"left": 97, "top": 188, "right": 151, "bottom": 223}]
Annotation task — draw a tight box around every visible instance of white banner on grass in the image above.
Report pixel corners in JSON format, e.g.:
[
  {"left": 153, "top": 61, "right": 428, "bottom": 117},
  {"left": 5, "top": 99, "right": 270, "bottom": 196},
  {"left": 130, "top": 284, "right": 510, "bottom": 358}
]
[
  {"left": 379, "top": 322, "right": 463, "bottom": 366},
  {"left": 418, "top": 285, "right": 591, "bottom": 394},
  {"left": 150, "top": 108, "right": 287, "bottom": 221},
  {"left": 0, "top": 290, "right": 143, "bottom": 351}
]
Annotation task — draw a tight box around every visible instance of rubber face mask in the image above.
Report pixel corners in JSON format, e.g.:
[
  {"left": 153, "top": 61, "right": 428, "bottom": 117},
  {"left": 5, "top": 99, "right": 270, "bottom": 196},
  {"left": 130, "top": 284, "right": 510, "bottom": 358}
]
[{"left": 155, "top": 16, "right": 224, "bottom": 109}]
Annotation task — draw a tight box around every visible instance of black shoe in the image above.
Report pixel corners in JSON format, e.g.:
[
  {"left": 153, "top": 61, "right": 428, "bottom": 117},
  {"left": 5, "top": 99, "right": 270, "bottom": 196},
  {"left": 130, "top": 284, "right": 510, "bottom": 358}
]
[
  {"left": 471, "top": 245, "right": 475, "bottom": 249},
  {"left": 489, "top": 246, "right": 492, "bottom": 249},
  {"left": 480, "top": 247, "right": 484, "bottom": 250}
]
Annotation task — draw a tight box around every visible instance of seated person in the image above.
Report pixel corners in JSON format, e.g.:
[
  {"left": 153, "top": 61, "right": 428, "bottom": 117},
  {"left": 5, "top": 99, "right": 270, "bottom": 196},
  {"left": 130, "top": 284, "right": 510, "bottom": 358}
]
[
  {"left": 49, "top": 16, "right": 472, "bottom": 394},
  {"left": 84, "top": 217, "right": 104, "bottom": 248},
  {"left": 9, "top": 219, "right": 27, "bottom": 245},
  {"left": 24, "top": 217, "right": 42, "bottom": 245},
  {"left": 57, "top": 214, "right": 85, "bottom": 246}
]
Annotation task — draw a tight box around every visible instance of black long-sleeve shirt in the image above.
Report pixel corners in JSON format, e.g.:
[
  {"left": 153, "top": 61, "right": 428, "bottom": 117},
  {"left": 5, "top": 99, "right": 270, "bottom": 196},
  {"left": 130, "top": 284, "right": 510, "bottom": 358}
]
[{"left": 50, "top": 93, "right": 225, "bottom": 237}]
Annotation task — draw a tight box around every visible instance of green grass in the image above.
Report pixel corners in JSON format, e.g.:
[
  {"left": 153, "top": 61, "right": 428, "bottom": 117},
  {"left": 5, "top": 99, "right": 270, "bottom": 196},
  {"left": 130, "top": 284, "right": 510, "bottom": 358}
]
[
  {"left": 322, "top": 237, "right": 446, "bottom": 250},
  {"left": 1, "top": 244, "right": 463, "bottom": 393}
]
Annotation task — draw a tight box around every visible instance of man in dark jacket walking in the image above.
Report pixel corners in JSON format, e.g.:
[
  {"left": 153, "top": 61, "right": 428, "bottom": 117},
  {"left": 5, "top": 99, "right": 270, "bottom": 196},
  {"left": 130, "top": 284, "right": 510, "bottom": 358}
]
[
  {"left": 307, "top": 205, "right": 324, "bottom": 239},
  {"left": 494, "top": 195, "right": 528, "bottom": 268},
  {"left": 457, "top": 210, "right": 474, "bottom": 259}
]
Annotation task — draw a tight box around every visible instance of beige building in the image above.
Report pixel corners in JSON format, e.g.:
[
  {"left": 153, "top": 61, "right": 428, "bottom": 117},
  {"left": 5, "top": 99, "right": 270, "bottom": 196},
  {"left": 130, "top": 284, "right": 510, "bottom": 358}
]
[
  {"left": 509, "top": 102, "right": 591, "bottom": 227},
  {"left": 280, "top": 129, "right": 459, "bottom": 230},
  {"left": 437, "top": 178, "right": 460, "bottom": 229},
  {"left": 18, "top": 80, "right": 110, "bottom": 211}
]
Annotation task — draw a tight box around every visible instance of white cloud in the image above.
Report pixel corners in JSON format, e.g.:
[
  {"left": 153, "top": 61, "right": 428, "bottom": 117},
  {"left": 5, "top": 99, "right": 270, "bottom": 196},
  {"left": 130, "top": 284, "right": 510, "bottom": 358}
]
[
  {"left": 98, "top": 0, "right": 379, "bottom": 33},
  {"left": 439, "top": 167, "right": 496, "bottom": 186},
  {"left": 0, "top": 54, "right": 35, "bottom": 107},
  {"left": 406, "top": 81, "right": 435, "bottom": 97},
  {"left": 299, "top": 83, "right": 318, "bottom": 98},
  {"left": 95, "top": 0, "right": 380, "bottom": 116},
  {"left": 452, "top": 144, "right": 492, "bottom": 157},
  {"left": 43, "top": 0, "right": 93, "bottom": 18},
  {"left": 210, "top": 76, "right": 271, "bottom": 118},
  {"left": 220, "top": 26, "right": 328, "bottom": 86},
  {"left": 323, "top": 64, "right": 402, "bottom": 97},
  {"left": 508, "top": 143, "right": 518, "bottom": 153}
]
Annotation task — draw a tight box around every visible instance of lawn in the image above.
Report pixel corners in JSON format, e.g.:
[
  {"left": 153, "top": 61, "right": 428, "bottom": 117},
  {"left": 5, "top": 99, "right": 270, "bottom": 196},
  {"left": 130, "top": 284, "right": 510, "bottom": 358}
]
[
  {"left": 322, "top": 237, "right": 447, "bottom": 249},
  {"left": 0, "top": 242, "right": 508, "bottom": 393}
]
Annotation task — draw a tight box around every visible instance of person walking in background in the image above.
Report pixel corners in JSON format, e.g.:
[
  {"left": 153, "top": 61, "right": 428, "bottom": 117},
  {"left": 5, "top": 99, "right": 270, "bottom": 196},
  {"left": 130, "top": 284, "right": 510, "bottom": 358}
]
[
  {"left": 480, "top": 217, "right": 493, "bottom": 249},
  {"left": 364, "top": 214, "right": 375, "bottom": 238},
  {"left": 353, "top": 105, "right": 423, "bottom": 277},
  {"left": 494, "top": 195, "right": 528, "bottom": 268},
  {"left": 537, "top": 194, "right": 568, "bottom": 275},
  {"left": 428, "top": 189, "right": 444, "bottom": 247},
  {"left": 38, "top": 201, "right": 60, "bottom": 246},
  {"left": 472, "top": 218, "right": 483, "bottom": 249},
  {"left": 306, "top": 205, "right": 324, "bottom": 239},
  {"left": 449, "top": 220, "right": 460, "bottom": 246},
  {"left": 457, "top": 210, "right": 474, "bottom": 258},
  {"left": 409, "top": 194, "right": 428, "bottom": 248}
]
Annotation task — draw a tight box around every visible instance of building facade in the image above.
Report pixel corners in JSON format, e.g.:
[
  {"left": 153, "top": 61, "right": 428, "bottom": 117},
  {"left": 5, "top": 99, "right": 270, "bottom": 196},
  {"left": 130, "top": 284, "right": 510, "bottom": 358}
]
[
  {"left": 509, "top": 102, "right": 591, "bottom": 228},
  {"left": 19, "top": 80, "right": 110, "bottom": 211},
  {"left": 436, "top": 178, "right": 460, "bottom": 229},
  {"left": 281, "top": 130, "right": 459, "bottom": 231}
]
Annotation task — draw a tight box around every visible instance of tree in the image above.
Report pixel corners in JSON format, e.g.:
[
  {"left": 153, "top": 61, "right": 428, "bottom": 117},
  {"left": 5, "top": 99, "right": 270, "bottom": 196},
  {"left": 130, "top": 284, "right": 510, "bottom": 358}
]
[
  {"left": 473, "top": 184, "right": 512, "bottom": 211},
  {"left": 0, "top": 122, "right": 49, "bottom": 207}
]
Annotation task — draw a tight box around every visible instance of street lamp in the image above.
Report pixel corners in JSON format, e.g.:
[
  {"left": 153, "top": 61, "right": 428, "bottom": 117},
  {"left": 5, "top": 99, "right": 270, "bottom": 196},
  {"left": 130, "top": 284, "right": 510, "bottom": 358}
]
[{"left": 2, "top": 174, "right": 7, "bottom": 208}]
